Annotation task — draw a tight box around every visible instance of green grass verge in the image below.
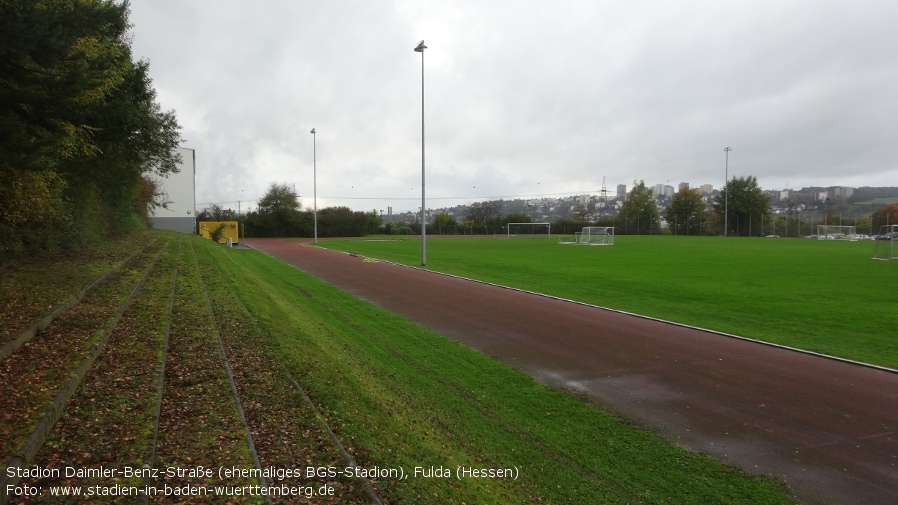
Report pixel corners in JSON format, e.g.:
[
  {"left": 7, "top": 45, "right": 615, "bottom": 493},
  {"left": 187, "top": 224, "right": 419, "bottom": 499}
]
[
  {"left": 318, "top": 235, "right": 898, "bottom": 369},
  {"left": 200, "top": 237, "right": 795, "bottom": 504}
]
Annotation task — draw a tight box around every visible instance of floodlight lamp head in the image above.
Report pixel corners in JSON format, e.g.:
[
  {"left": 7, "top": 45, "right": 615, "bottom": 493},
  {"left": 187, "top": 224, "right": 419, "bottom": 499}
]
[
  {"left": 414, "top": 40, "right": 427, "bottom": 52},
  {"left": 310, "top": 128, "right": 315, "bottom": 134}
]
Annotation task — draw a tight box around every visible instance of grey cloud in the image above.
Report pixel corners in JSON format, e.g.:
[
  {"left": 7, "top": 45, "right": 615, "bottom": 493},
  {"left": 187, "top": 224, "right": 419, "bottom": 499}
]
[{"left": 129, "top": 0, "right": 898, "bottom": 212}]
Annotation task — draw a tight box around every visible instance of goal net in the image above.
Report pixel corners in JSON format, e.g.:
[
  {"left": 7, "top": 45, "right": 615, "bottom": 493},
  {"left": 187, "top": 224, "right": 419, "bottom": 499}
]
[
  {"left": 873, "top": 225, "right": 898, "bottom": 261},
  {"left": 559, "top": 226, "right": 614, "bottom": 246},
  {"left": 507, "top": 222, "right": 551, "bottom": 238},
  {"left": 817, "top": 225, "right": 857, "bottom": 240}
]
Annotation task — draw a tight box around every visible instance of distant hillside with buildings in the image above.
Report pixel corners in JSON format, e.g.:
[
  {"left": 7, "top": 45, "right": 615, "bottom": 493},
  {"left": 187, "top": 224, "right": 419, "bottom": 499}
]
[{"left": 386, "top": 184, "right": 898, "bottom": 225}]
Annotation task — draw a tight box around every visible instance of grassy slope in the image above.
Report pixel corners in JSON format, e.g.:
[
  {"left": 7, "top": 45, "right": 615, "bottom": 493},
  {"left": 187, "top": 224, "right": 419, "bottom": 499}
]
[
  {"left": 0, "top": 233, "right": 157, "bottom": 341},
  {"left": 319, "top": 236, "right": 898, "bottom": 369},
  {"left": 202, "top": 238, "right": 795, "bottom": 504}
]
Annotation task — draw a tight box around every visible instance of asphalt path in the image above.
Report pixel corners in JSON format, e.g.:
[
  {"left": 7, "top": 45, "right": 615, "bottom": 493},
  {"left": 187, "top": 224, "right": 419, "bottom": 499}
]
[{"left": 247, "top": 238, "right": 898, "bottom": 505}]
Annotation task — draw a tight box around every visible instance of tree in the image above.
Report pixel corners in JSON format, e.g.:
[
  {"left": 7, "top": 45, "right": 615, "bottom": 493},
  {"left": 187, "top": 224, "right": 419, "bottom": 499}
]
[
  {"left": 713, "top": 176, "right": 770, "bottom": 236},
  {"left": 432, "top": 212, "right": 457, "bottom": 234},
  {"left": 502, "top": 212, "right": 531, "bottom": 225},
  {"left": 257, "top": 182, "right": 302, "bottom": 236},
  {"left": 196, "top": 203, "right": 236, "bottom": 222},
  {"left": 0, "top": 0, "right": 127, "bottom": 171},
  {"left": 433, "top": 212, "right": 457, "bottom": 227},
  {"left": 0, "top": 0, "right": 182, "bottom": 257},
  {"left": 617, "top": 181, "right": 660, "bottom": 234},
  {"left": 551, "top": 217, "right": 588, "bottom": 235},
  {"left": 317, "top": 207, "right": 376, "bottom": 237},
  {"left": 0, "top": 1, "right": 180, "bottom": 180},
  {"left": 571, "top": 200, "right": 589, "bottom": 221},
  {"left": 666, "top": 188, "right": 707, "bottom": 235},
  {"left": 857, "top": 215, "right": 873, "bottom": 235},
  {"left": 873, "top": 204, "right": 898, "bottom": 229},
  {"left": 772, "top": 214, "right": 788, "bottom": 236},
  {"left": 465, "top": 201, "right": 502, "bottom": 225}
]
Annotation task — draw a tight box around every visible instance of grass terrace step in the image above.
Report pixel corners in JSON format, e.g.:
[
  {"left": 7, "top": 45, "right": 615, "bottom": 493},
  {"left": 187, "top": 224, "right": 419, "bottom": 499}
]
[
  {"left": 150, "top": 240, "right": 259, "bottom": 497},
  {"left": 0, "top": 232, "right": 159, "bottom": 343},
  {"left": 197, "top": 243, "right": 373, "bottom": 502},
  {"left": 12, "top": 237, "right": 181, "bottom": 499},
  {"left": 0, "top": 238, "right": 169, "bottom": 461}
]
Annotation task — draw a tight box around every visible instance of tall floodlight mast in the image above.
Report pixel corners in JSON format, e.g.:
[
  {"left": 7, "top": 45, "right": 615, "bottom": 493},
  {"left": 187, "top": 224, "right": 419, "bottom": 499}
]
[
  {"left": 311, "top": 128, "right": 317, "bottom": 244},
  {"left": 414, "top": 40, "right": 427, "bottom": 265},
  {"left": 724, "top": 147, "right": 733, "bottom": 237}
]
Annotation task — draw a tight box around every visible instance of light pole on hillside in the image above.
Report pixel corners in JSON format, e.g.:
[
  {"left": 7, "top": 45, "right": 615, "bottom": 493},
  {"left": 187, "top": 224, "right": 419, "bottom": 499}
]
[
  {"left": 311, "top": 128, "right": 318, "bottom": 244},
  {"left": 724, "top": 146, "right": 732, "bottom": 237},
  {"left": 415, "top": 39, "right": 427, "bottom": 265}
]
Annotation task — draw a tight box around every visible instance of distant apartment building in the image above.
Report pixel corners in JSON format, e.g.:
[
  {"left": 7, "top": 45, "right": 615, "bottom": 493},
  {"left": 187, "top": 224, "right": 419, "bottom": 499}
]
[
  {"left": 678, "top": 182, "right": 690, "bottom": 192},
  {"left": 617, "top": 184, "right": 627, "bottom": 199},
  {"left": 834, "top": 186, "right": 854, "bottom": 200},
  {"left": 653, "top": 184, "right": 675, "bottom": 198},
  {"left": 700, "top": 184, "right": 714, "bottom": 194},
  {"left": 817, "top": 187, "right": 854, "bottom": 202}
]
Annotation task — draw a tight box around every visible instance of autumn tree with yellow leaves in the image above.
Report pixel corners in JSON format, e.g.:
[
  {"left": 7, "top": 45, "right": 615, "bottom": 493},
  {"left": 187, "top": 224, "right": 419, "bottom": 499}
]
[{"left": 0, "top": 0, "right": 181, "bottom": 258}]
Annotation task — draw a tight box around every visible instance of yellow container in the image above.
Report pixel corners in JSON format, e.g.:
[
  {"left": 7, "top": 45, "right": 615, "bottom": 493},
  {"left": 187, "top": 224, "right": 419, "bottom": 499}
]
[{"left": 198, "top": 221, "right": 239, "bottom": 244}]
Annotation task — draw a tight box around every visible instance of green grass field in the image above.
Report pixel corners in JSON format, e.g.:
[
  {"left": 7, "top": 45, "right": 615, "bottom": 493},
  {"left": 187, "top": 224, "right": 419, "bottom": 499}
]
[{"left": 319, "top": 235, "right": 898, "bottom": 369}]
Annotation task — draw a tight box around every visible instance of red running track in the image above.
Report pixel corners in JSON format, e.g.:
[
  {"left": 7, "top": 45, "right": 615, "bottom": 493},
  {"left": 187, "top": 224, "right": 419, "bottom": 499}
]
[{"left": 247, "top": 238, "right": 898, "bottom": 505}]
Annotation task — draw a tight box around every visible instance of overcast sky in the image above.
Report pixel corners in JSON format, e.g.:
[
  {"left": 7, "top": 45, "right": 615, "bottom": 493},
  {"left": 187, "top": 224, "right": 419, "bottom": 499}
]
[{"left": 128, "top": 0, "right": 898, "bottom": 213}]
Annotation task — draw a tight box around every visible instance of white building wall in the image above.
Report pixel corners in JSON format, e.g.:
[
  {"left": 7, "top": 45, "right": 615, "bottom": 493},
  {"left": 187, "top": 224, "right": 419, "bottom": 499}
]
[{"left": 150, "top": 147, "right": 196, "bottom": 234}]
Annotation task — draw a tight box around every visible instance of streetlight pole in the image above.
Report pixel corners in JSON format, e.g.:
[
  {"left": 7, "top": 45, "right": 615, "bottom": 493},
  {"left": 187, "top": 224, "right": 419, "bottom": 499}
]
[
  {"left": 724, "top": 147, "right": 732, "bottom": 237},
  {"left": 311, "top": 128, "right": 317, "bottom": 244},
  {"left": 414, "top": 40, "right": 427, "bottom": 265}
]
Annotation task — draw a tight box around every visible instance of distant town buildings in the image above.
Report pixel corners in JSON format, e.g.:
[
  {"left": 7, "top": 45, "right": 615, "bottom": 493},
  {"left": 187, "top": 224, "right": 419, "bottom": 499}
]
[
  {"left": 826, "top": 186, "right": 854, "bottom": 201},
  {"left": 388, "top": 182, "right": 892, "bottom": 226},
  {"left": 616, "top": 184, "right": 627, "bottom": 199},
  {"left": 653, "top": 184, "right": 675, "bottom": 198}
]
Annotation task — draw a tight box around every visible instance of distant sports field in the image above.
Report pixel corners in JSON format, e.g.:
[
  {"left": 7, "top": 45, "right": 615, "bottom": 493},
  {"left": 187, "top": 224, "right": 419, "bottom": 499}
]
[{"left": 319, "top": 235, "right": 898, "bottom": 370}]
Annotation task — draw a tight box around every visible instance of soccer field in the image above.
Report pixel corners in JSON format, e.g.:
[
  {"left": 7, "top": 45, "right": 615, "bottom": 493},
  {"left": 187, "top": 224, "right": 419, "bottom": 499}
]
[{"left": 320, "top": 235, "right": 898, "bottom": 369}]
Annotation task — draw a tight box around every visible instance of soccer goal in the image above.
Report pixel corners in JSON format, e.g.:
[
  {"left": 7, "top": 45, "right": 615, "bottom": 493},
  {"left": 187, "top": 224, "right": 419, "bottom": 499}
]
[
  {"left": 817, "top": 225, "right": 857, "bottom": 240},
  {"left": 873, "top": 225, "right": 898, "bottom": 261},
  {"left": 559, "top": 226, "right": 615, "bottom": 246},
  {"left": 507, "top": 222, "right": 551, "bottom": 238}
]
